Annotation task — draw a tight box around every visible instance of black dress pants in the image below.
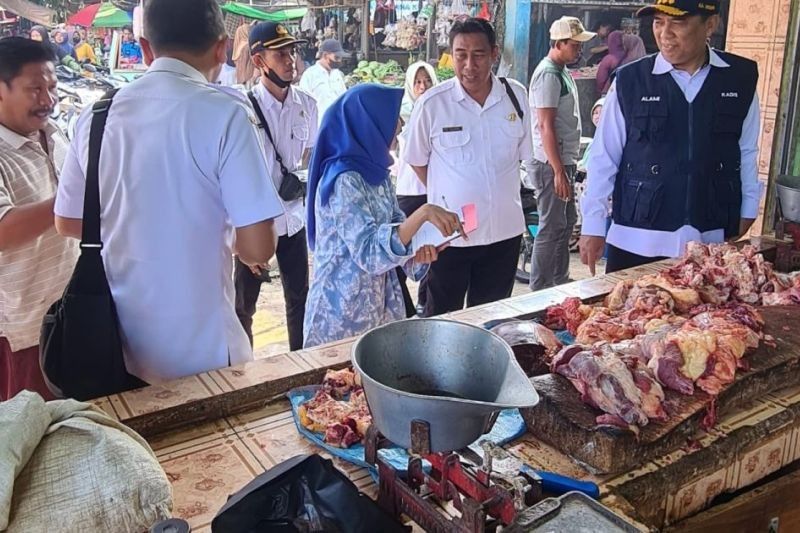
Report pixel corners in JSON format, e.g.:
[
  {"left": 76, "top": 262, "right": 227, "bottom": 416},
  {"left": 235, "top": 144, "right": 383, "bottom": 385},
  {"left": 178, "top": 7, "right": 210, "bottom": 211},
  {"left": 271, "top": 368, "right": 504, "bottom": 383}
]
[
  {"left": 423, "top": 235, "right": 522, "bottom": 317},
  {"left": 396, "top": 194, "right": 428, "bottom": 317},
  {"left": 604, "top": 243, "right": 666, "bottom": 274},
  {"left": 234, "top": 229, "right": 309, "bottom": 351}
]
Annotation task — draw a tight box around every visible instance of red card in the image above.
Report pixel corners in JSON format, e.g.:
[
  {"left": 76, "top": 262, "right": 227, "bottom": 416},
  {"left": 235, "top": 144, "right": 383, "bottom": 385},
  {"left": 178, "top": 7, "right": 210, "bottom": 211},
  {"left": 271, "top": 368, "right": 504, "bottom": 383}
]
[{"left": 461, "top": 203, "right": 478, "bottom": 234}]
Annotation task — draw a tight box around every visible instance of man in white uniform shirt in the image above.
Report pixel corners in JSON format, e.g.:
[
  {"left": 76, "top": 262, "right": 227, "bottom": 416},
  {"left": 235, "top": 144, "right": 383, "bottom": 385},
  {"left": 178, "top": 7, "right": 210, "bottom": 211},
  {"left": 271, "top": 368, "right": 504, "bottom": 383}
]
[
  {"left": 237, "top": 22, "right": 318, "bottom": 351},
  {"left": 298, "top": 38, "right": 348, "bottom": 123},
  {"left": 579, "top": 0, "right": 760, "bottom": 275},
  {"left": 54, "top": 0, "right": 284, "bottom": 384},
  {"left": 405, "top": 18, "right": 534, "bottom": 316}
]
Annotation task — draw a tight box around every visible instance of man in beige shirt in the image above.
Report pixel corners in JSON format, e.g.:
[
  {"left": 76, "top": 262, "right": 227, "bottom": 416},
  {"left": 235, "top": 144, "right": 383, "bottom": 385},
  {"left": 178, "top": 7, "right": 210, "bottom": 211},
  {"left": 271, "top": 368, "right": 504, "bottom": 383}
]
[{"left": 0, "top": 38, "right": 78, "bottom": 401}]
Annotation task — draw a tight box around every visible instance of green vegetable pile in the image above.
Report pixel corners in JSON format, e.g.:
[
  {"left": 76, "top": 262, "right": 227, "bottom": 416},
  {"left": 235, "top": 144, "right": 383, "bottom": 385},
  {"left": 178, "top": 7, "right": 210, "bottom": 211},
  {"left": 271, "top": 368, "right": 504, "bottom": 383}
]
[
  {"left": 435, "top": 67, "right": 455, "bottom": 81},
  {"left": 346, "top": 60, "right": 405, "bottom": 88}
]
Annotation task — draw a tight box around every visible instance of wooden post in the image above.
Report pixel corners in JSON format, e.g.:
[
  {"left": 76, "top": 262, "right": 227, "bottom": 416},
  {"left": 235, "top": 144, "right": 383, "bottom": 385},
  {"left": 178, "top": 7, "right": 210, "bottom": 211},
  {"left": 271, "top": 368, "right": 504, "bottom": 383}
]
[
  {"left": 502, "top": 0, "right": 532, "bottom": 84},
  {"left": 763, "top": 0, "right": 800, "bottom": 233},
  {"left": 361, "top": 0, "right": 370, "bottom": 60},
  {"left": 425, "top": 0, "right": 437, "bottom": 63}
]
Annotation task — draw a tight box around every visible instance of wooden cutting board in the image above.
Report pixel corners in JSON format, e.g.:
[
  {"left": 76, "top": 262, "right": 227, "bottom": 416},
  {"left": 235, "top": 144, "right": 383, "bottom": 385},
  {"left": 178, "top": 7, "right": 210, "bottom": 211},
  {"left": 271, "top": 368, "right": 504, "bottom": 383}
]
[{"left": 520, "top": 306, "right": 800, "bottom": 474}]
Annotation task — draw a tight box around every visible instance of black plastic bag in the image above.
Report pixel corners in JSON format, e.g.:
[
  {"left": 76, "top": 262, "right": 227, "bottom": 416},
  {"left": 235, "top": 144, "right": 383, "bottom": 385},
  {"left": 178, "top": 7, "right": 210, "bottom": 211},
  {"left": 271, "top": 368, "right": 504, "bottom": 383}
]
[{"left": 211, "top": 454, "right": 408, "bottom": 533}]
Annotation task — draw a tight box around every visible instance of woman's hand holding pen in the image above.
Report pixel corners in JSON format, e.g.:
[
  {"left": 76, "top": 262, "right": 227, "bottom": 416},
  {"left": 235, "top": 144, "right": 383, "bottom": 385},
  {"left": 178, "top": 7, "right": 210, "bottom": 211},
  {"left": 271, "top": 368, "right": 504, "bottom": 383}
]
[{"left": 422, "top": 204, "right": 465, "bottom": 240}]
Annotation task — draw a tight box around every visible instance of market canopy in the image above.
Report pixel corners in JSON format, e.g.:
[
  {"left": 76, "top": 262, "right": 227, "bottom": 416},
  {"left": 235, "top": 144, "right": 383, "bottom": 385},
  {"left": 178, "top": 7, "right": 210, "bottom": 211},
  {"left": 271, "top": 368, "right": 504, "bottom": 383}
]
[
  {"left": 68, "top": 3, "right": 131, "bottom": 28},
  {"left": 221, "top": 2, "right": 307, "bottom": 22},
  {"left": 0, "top": 0, "right": 55, "bottom": 26}
]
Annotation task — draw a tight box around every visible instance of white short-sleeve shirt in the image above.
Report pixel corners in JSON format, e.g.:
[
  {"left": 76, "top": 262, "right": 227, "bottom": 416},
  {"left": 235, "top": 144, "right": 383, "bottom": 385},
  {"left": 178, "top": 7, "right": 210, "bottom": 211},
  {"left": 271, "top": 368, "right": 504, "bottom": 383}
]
[
  {"left": 404, "top": 76, "right": 534, "bottom": 247},
  {"left": 298, "top": 62, "right": 347, "bottom": 124},
  {"left": 54, "top": 58, "right": 284, "bottom": 384},
  {"left": 250, "top": 82, "right": 318, "bottom": 237},
  {"left": 395, "top": 126, "right": 426, "bottom": 196}
]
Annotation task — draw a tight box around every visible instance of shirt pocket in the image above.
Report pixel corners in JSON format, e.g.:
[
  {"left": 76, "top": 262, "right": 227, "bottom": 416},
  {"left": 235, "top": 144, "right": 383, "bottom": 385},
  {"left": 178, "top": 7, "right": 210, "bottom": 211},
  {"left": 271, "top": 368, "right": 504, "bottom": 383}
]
[
  {"left": 493, "top": 122, "right": 525, "bottom": 167},
  {"left": 713, "top": 101, "right": 745, "bottom": 140},
  {"left": 631, "top": 102, "right": 668, "bottom": 142},
  {"left": 619, "top": 177, "right": 664, "bottom": 226},
  {"left": 432, "top": 129, "right": 473, "bottom": 166},
  {"left": 292, "top": 123, "right": 310, "bottom": 142}
]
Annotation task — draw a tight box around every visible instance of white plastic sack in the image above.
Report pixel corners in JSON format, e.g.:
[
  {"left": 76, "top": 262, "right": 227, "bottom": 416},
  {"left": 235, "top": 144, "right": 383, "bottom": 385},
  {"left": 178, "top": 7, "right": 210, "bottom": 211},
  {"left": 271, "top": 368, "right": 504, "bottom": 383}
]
[{"left": 0, "top": 391, "right": 172, "bottom": 533}]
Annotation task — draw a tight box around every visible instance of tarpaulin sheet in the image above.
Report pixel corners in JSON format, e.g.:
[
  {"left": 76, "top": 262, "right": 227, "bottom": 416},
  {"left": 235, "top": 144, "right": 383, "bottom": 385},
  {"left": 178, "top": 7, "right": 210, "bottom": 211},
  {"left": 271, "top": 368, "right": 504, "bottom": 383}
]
[
  {"left": 0, "top": 0, "right": 54, "bottom": 26},
  {"left": 221, "top": 2, "right": 307, "bottom": 21}
]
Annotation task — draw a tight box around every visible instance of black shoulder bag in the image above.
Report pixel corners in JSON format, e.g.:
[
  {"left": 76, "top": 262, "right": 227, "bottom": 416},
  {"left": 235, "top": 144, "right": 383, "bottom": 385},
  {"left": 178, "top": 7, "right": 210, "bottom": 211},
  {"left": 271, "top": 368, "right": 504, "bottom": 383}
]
[
  {"left": 499, "top": 77, "right": 525, "bottom": 120},
  {"left": 247, "top": 90, "right": 306, "bottom": 202},
  {"left": 40, "top": 89, "right": 147, "bottom": 400},
  {"left": 499, "top": 78, "right": 537, "bottom": 204}
]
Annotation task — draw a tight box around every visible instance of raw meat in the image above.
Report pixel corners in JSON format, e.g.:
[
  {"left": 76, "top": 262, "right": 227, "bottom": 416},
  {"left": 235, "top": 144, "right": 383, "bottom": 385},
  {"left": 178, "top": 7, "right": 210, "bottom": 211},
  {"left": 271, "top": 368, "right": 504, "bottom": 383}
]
[
  {"left": 551, "top": 346, "right": 654, "bottom": 427},
  {"left": 601, "top": 343, "right": 667, "bottom": 421},
  {"left": 544, "top": 297, "right": 591, "bottom": 335},
  {"left": 298, "top": 369, "right": 373, "bottom": 448},
  {"left": 762, "top": 286, "right": 800, "bottom": 306},
  {"left": 635, "top": 274, "right": 702, "bottom": 313},
  {"left": 575, "top": 308, "right": 638, "bottom": 345},
  {"left": 323, "top": 368, "right": 358, "bottom": 399},
  {"left": 544, "top": 241, "right": 795, "bottom": 430},
  {"left": 640, "top": 331, "right": 695, "bottom": 395},
  {"left": 324, "top": 419, "right": 361, "bottom": 448}
]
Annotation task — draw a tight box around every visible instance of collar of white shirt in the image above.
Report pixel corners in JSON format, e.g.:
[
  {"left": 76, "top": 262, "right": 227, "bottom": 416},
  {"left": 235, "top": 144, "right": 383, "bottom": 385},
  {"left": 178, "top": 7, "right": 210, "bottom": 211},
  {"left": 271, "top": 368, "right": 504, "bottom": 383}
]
[
  {"left": 253, "top": 81, "right": 303, "bottom": 111},
  {"left": 652, "top": 46, "right": 730, "bottom": 75},
  {"left": 146, "top": 57, "right": 208, "bottom": 83},
  {"left": 451, "top": 74, "right": 505, "bottom": 109},
  {"left": 0, "top": 122, "right": 59, "bottom": 151}
]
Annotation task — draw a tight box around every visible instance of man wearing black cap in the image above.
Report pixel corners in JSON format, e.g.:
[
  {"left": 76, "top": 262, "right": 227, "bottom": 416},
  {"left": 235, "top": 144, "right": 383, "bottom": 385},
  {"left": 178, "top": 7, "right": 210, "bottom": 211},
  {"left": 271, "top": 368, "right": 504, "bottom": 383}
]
[
  {"left": 579, "top": 0, "right": 761, "bottom": 274},
  {"left": 299, "top": 38, "right": 348, "bottom": 122},
  {"left": 234, "top": 22, "right": 319, "bottom": 351}
]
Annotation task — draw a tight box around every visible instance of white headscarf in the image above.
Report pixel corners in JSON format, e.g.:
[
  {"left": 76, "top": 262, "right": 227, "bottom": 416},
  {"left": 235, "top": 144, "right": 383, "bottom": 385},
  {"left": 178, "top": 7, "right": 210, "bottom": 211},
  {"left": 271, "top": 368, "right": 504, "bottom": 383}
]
[{"left": 400, "top": 61, "right": 438, "bottom": 122}]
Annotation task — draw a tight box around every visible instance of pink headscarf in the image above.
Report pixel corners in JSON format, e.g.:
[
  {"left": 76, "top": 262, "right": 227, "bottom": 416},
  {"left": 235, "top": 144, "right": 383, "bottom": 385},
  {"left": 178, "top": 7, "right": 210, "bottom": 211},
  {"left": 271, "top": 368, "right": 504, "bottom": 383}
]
[
  {"left": 606, "top": 31, "right": 626, "bottom": 62},
  {"left": 621, "top": 33, "right": 647, "bottom": 66},
  {"left": 596, "top": 31, "right": 626, "bottom": 94}
]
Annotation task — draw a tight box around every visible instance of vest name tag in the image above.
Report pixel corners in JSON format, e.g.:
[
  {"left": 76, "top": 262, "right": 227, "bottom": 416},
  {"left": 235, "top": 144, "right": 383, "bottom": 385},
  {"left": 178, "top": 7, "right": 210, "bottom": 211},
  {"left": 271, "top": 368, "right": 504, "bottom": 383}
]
[
  {"left": 641, "top": 96, "right": 661, "bottom": 102},
  {"left": 721, "top": 92, "right": 739, "bottom": 98}
]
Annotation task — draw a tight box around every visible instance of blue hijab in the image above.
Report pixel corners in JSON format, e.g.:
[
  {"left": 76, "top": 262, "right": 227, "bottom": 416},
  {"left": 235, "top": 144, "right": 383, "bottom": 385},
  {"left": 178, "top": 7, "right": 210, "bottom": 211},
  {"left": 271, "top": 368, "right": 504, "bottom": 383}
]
[{"left": 306, "top": 83, "right": 403, "bottom": 250}]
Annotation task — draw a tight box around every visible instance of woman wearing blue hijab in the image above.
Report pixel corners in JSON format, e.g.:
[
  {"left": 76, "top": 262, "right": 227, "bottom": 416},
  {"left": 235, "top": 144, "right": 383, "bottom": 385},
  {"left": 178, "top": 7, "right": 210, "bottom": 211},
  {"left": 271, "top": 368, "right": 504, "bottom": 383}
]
[{"left": 304, "top": 84, "right": 462, "bottom": 348}]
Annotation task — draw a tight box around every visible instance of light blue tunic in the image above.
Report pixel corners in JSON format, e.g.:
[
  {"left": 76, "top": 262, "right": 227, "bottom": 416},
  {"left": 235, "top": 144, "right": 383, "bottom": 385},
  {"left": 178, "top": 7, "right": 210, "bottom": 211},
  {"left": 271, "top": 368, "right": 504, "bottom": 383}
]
[{"left": 303, "top": 171, "right": 425, "bottom": 348}]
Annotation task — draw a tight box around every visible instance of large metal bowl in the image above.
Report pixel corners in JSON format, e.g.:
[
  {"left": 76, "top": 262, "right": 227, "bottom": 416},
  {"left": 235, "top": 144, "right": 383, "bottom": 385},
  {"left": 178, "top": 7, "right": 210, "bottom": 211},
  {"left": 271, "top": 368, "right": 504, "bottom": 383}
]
[
  {"left": 352, "top": 319, "right": 539, "bottom": 452},
  {"left": 777, "top": 175, "right": 800, "bottom": 224}
]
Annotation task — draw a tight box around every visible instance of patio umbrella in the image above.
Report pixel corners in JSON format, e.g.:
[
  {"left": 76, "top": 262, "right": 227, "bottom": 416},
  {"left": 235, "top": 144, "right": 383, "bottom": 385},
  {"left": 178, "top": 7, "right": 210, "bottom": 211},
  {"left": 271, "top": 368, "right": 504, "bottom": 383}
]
[{"left": 68, "top": 2, "right": 131, "bottom": 28}]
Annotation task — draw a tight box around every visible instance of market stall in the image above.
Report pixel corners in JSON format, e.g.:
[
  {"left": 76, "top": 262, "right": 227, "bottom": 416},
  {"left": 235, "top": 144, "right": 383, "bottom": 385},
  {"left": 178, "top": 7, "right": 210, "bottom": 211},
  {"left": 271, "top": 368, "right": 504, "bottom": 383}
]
[{"left": 63, "top": 235, "right": 800, "bottom": 532}]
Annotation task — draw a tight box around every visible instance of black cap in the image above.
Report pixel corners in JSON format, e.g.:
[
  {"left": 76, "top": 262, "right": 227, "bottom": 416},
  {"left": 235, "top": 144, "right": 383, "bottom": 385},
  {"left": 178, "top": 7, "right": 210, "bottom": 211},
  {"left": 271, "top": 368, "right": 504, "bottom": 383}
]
[
  {"left": 249, "top": 22, "right": 306, "bottom": 54},
  {"left": 637, "top": 0, "right": 719, "bottom": 17},
  {"left": 316, "top": 38, "right": 351, "bottom": 59}
]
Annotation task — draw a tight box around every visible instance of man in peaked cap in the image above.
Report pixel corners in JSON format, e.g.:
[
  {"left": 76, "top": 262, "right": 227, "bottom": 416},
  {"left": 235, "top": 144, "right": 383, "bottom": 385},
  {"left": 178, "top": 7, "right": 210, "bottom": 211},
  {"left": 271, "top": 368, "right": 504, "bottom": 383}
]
[
  {"left": 233, "top": 22, "right": 319, "bottom": 351},
  {"left": 579, "top": 0, "right": 762, "bottom": 274}
]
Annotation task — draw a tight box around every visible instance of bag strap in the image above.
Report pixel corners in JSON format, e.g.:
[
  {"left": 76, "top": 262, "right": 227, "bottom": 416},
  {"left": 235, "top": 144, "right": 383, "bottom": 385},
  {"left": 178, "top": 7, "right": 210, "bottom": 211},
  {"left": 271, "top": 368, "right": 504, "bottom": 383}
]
[
  {"left": 499, "top": 77, "right": 524, "bottom": 120},
  {"left": 247, "top": 90, "right": 289, "bottom": 177},
  {"left": 81, "top": 88, "right": 119, "bottom": 249}
]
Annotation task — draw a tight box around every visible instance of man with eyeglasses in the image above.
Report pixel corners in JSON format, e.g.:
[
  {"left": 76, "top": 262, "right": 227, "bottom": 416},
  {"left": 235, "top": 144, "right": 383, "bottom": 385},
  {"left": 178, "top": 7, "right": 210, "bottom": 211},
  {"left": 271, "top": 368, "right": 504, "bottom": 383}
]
[
  {"left": 527, "top": 16, "right": 595, "bottom": 291},
  {"left": 235, "top": 22, "right": 318, "bottom": 350}
]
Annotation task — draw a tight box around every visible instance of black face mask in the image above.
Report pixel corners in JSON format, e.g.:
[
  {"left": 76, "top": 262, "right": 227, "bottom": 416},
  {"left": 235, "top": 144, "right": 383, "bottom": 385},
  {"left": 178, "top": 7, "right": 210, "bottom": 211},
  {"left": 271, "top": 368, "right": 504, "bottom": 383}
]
[
  {"left": 263, "top": 66, "right": 291, "bottom": 89},
  {"left": 72, "top": 37, "right": 81, "bottom": 44}
]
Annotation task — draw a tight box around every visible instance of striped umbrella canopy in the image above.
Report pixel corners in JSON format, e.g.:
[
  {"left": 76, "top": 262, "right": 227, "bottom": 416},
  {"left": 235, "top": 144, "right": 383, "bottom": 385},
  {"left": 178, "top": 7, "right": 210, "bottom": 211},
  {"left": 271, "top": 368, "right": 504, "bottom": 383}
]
[{"left": 68, "top": 2, "right": 131, "bottom": 28}]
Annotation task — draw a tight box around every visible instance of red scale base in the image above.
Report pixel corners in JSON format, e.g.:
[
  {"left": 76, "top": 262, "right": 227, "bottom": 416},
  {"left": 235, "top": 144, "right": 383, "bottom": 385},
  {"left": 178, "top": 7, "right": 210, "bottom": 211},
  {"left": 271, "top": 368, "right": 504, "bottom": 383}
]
[{"left": 364, "top": 422, "right": 541, "bottom": 533}]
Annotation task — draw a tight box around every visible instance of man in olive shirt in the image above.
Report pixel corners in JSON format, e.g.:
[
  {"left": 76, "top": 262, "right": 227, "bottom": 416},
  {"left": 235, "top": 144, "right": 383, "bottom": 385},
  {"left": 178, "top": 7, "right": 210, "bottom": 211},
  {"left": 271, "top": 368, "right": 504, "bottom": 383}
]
[{"left": 527, "top": 16, "right": 594, "bottom": 291}]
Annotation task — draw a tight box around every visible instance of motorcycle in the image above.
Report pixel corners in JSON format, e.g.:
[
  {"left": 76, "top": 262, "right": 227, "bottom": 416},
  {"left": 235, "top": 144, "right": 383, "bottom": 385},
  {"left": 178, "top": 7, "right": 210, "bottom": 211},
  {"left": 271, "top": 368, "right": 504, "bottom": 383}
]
[{"left": 52, "top": 65, "right": 124, "bottom": 140}]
